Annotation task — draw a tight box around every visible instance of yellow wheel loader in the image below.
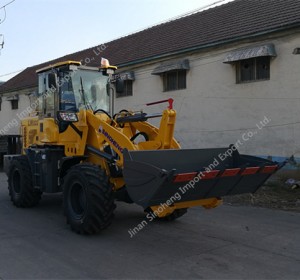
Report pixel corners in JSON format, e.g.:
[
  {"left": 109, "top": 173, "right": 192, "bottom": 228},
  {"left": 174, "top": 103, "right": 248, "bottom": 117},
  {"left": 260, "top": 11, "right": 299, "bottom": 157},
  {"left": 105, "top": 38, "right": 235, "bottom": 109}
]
[{"left": 4, "top": 60, "right": 281, "bottom": 234}]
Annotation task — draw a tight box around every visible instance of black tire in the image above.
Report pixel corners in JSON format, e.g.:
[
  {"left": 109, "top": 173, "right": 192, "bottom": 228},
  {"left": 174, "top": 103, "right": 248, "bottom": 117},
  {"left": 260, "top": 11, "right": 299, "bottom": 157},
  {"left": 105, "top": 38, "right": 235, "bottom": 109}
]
[
  {"left": 8, "top": 156, "right": 42, "bottom": 207},
  {"left": 159, "top": 208, "right": 188, "bottom": 221},
  {"left": 145, "top": 208, "right": 188, "bottom": 221},
  {"left": 63, "top": 163, "right": 116, "bottom": 234}
]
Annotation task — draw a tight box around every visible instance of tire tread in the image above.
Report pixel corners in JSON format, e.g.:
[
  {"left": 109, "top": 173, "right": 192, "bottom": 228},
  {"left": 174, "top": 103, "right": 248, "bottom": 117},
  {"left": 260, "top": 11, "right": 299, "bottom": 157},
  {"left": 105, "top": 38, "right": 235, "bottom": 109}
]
[
  {"left": 8, "top": 156, "right": 42, "bottom": 208},
  {"left": 63, "top": 163, "right": 116, "bottom": 234}
]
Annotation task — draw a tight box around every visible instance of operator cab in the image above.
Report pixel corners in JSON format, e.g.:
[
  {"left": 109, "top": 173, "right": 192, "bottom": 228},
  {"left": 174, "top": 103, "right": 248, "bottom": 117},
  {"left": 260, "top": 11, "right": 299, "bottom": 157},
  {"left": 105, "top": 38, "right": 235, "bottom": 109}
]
[{"left": 36, "top": 60, "right": 116, "bottom": 119}]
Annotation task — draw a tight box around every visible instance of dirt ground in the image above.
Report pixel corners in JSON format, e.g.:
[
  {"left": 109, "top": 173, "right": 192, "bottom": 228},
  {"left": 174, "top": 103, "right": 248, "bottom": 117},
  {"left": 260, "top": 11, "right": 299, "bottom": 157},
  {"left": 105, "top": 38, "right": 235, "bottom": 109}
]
[{"left": 224, "top": 179, "right": 300, "bottom": 213}]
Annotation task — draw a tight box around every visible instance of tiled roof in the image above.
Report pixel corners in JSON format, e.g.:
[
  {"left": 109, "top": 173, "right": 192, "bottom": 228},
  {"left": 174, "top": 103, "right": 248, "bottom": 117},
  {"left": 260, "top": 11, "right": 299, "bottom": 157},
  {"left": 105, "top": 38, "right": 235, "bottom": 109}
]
[{"left": 1, "top": 0, "right": 300, "bottom": 93}]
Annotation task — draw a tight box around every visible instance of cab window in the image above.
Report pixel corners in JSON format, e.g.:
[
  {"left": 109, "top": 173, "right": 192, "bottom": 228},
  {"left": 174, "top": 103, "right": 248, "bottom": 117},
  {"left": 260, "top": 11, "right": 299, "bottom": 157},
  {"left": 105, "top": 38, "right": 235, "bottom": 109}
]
[
  {"left": 59, "top": 75, "right": 77, "bottom": 111},
  {"left": 44, "top": 74, "right": 56, "bottom": 117}
]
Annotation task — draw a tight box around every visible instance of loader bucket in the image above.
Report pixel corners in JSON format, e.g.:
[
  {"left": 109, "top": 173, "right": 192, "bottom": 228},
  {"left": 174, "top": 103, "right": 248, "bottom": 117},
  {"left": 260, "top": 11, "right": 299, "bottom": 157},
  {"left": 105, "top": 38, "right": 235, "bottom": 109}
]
[{"left": 123, "top": 148, "right": 279, "bottom": 209}]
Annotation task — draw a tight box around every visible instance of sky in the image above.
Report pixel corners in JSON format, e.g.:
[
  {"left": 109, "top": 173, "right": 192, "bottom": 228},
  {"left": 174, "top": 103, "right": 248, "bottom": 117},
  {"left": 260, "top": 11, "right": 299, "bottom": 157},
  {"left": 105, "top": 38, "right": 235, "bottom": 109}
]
[{"left": 0, "top": 0, "right": 232, "bottom": 81}]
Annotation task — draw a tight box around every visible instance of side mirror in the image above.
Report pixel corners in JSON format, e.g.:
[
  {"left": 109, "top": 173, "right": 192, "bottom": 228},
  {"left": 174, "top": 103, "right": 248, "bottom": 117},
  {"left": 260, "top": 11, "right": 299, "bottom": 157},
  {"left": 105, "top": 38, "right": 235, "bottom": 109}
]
[
  {"left": 116, "top": 78, "right": 124, "bottom": 94},
  {"left": 48, "top": 73, "right": 56, "bottom": 89}
]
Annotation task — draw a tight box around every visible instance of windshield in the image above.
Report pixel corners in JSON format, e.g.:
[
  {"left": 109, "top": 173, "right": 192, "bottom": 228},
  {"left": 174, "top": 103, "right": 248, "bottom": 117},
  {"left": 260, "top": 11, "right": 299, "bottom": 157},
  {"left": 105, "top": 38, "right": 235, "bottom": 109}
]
[{"left": 59, "top": 69, "right": 109, "bottom": 112}]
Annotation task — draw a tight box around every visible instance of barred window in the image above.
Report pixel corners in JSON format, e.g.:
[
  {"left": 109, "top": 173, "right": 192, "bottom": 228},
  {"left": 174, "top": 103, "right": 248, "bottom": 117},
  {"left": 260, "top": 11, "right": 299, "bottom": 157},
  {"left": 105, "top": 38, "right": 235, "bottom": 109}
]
[
  {"left": 116, "top": 80, "right": 133, "bottom": 98},
  {"left": 163, "top": 70, "right": 187, "bottom": 92},
  {"left": 11, "top": 100, "right": 18, "bottom": 110},
  {"left": 236, "top": 57, "right": 270, "bottom": 83}
]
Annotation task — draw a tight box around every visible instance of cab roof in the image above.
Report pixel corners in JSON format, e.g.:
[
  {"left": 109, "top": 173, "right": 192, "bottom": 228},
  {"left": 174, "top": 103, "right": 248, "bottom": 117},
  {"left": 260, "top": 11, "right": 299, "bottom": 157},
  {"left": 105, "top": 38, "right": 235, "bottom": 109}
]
[{"left": 36, "top": 61, "right": 81, "bottom": 74}]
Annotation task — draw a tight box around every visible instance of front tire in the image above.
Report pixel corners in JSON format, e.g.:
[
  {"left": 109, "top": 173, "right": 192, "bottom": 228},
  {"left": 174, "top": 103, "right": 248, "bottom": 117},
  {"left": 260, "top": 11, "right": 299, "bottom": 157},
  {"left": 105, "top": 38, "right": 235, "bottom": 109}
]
[
  {"left": 8, "top": 156, "right": 42, "bottom": 207},
  {"left": 63, "top": 164, "right": 116, "bottom": 234}
]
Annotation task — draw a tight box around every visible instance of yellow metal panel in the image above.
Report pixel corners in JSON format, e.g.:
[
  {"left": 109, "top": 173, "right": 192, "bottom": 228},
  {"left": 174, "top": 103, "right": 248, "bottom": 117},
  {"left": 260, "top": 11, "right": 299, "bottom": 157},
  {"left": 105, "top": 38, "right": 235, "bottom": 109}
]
[
  {"left": 40, "top": 119, "right": 59, "bottom": 143},
  {"left": 150, "top": 198, "right": 223, "bottom": 218}
]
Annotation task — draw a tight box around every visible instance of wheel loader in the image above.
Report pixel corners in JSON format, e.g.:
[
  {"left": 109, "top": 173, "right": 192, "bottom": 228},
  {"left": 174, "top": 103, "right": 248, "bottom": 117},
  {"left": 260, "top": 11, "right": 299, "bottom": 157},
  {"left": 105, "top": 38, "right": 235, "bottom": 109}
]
[{"left": 4, "top": 59, "right": 281, "bottom": 234}]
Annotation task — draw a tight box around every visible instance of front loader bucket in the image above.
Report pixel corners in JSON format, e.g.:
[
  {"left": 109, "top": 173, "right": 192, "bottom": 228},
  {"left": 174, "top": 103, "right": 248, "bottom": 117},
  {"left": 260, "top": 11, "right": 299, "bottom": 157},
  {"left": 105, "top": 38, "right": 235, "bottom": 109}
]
[{"left": 123, "top": 148, "right": 280, "bottom": 209}]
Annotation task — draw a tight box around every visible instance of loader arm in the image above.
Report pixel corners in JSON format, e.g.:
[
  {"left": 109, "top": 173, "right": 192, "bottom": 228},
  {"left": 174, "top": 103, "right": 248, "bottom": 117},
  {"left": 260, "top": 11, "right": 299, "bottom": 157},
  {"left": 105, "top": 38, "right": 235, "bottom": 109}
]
[
  {"left": 128, "top": 109, "right": 181, "bottom": 150},
  {"left": 85, "top": 110, "right": 137, "bottom": 164},
  {"left": 85, "top": 107, "right": 181, "bottom": 164}
]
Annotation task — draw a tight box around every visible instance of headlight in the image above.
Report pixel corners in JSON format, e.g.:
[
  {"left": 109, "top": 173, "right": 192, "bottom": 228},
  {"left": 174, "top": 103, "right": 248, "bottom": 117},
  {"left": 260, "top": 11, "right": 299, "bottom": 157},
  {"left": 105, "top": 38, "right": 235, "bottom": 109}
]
[{"left": 58, "top": 112, "right": 78, "bottom": 122}]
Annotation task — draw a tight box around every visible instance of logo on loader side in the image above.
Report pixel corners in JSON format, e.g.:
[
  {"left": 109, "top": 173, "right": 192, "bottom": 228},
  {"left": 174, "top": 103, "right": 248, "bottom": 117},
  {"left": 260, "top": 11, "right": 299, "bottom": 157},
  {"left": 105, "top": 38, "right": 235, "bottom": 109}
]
[{"left": 99, "top": 126, "right": 123, "bottom": 153}]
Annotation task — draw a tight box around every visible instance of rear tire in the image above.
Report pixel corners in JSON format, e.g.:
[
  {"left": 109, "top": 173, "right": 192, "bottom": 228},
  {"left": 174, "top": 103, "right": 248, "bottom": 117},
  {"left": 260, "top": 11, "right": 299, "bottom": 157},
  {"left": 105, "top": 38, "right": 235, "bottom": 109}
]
[
  {"left": 63, "top": 163, "right": 116, "bottom": 234},
  {"left": 8, "top": 156, "right": 42, "bottom": 207}
]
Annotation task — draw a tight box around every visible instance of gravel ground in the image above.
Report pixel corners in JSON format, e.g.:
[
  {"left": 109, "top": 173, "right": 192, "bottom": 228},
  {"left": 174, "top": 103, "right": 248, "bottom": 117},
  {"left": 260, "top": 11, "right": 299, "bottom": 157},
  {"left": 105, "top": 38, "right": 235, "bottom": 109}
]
[{"left": 224, "top": 181, "right": 300, "bottom": 213}]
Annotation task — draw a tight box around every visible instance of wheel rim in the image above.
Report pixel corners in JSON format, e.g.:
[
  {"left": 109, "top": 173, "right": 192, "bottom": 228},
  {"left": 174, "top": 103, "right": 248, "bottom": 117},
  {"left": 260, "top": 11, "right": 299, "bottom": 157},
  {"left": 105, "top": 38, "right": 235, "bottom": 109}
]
[
  {"left": 70, "top": 182, "right": 87, "bottom": 218},
  {"left": 12, "top": 169, "right": 21, "bottom": 194}
]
